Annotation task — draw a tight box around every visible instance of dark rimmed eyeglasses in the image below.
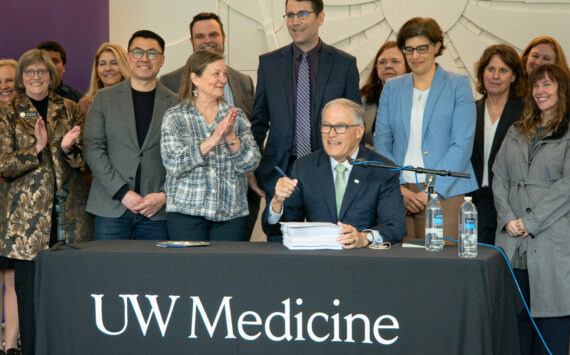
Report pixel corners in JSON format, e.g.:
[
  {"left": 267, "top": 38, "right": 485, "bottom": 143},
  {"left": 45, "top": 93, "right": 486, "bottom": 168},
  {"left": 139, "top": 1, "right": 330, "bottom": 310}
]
[
  {"left": 402, "top": 43, "right": 432, "bottom": 56},
  {"left": 129, "top": 48, "right": 162, "bottom": 60},
  {"left": 320, "top": 123, "right": 360, "bottom": 134}
]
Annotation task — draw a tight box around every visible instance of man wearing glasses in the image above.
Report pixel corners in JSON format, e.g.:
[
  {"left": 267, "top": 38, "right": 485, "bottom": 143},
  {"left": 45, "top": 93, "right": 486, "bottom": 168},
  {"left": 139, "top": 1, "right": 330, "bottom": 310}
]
[
  {"left": 266, "top": 99, "right": 406, "bottom": 248},
  {"left": 251, "top": 0, "right": 361, "bottom": 240},
  {"left": 84, "top": 30, "right": 178, "bottom": 240}
]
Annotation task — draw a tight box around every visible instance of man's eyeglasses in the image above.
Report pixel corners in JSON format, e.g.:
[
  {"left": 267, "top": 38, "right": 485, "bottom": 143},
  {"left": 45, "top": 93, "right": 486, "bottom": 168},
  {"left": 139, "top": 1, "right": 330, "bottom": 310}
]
[
  {"left": 283, "top": 11, "right": 315, "bottom": 20},
  {"left": 320, "top": 123, "right": 360, "bottom": 134},
  {"left": 402, "top": 44, "right": 432, "bottom": 56},
  {"left": 129, "top": 48, "right": 162, "bottom": 60},
  {"left": 23, "top": 69, "right": 49, "bottom": 78}
]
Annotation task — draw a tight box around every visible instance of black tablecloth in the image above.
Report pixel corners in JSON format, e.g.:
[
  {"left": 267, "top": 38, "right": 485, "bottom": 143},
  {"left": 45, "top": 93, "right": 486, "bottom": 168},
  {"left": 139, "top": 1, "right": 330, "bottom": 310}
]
[{"left": 35, "top": 241, "right": 519, "bottom": 354}]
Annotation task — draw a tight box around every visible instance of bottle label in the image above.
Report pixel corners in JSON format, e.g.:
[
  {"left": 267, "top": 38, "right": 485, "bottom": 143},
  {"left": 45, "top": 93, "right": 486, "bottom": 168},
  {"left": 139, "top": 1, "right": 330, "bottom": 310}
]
[
  {"left": 433, "top": 216, "right": 443, "bottom": 225},
  {"left": 465, "top": 217, "right": 476, "bottom": 230}
]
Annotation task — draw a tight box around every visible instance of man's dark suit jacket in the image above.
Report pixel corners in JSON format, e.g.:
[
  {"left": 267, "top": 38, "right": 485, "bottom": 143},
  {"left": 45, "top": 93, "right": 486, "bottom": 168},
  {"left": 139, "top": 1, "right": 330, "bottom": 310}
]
[
  {"left": 159, "top": 65, "right": 254, "bottom": 119},
  {"left": 468, "top": 96, "right": 524, "bottom": 243},
  {"left": 269, "top": 147, "right": 406, "bottom": 244},
  {"left": 251, "top": 42, "right": 361, "bottom": 200}
]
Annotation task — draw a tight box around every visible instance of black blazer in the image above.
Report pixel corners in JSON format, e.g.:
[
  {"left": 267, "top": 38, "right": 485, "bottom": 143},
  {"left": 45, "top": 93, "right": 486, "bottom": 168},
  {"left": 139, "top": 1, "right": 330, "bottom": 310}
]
[
  {"left": 469, "top": 96, "right": 524, "bottom": 242},
  {"left": 471, "top": 96, "right": 524, "bottom": 187}
]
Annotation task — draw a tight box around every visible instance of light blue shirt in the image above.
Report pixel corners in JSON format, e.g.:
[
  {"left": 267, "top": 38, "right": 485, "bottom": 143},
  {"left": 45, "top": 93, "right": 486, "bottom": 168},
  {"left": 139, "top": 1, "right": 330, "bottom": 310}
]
[
  {"left": 223, "top": 81, "right": 234, "bottom": 107},
  {"left": 268, "top": 148, "right": 383, "bottom": 245}
]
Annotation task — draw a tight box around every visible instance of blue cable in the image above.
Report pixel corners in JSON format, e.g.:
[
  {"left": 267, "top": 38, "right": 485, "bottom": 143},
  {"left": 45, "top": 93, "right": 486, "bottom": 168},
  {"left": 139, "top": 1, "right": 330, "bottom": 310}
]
[
  {"left": 442, "top": 236, "right": 552, "bottom": 355},
  {"left": 355, "top": 161, "right": 549, "bottom": 351},
  {"left": 414, "top": 172, "right": 427, "bottom": 193}
]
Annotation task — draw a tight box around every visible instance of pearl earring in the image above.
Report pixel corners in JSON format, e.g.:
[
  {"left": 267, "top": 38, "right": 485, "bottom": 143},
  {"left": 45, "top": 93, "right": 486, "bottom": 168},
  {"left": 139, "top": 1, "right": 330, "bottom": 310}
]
[{"left": 193, "top": 88, "right": 198, "bottom": 97}]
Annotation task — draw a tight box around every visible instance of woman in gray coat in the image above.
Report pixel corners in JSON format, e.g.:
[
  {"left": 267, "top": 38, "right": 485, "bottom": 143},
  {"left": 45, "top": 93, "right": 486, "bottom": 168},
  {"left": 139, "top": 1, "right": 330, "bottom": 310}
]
[{"left": 493, "top": 63, "right": 570, "bottom": 355}]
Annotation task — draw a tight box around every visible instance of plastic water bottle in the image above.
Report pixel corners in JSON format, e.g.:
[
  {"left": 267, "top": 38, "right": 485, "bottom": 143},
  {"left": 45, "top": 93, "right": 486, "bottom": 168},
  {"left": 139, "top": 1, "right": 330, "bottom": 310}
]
[
  {"left": 425, "top": 194, "right": 443, "bottom": 251},
  {"left": 458, "top": 196, "right": 478, "bottom": 258}
]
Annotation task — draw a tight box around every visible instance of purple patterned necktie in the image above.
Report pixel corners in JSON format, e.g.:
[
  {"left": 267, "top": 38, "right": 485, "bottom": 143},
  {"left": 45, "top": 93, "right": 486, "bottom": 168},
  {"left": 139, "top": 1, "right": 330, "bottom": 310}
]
[{"left": 295, "top": 52, "right": 311, "bottom": 157}]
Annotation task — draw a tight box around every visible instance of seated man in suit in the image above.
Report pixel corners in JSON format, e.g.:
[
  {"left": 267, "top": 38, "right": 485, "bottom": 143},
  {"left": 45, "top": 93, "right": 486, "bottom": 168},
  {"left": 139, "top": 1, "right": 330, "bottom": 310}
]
[{"left": 267, "top": 98, "right": 406, "bottom": 247}]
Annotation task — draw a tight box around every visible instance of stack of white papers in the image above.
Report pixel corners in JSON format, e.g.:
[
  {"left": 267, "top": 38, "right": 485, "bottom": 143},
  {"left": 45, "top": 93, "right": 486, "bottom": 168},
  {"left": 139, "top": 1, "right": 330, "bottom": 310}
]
[{"left": 281, "top": 222, "right": 343, "bottom": 250}]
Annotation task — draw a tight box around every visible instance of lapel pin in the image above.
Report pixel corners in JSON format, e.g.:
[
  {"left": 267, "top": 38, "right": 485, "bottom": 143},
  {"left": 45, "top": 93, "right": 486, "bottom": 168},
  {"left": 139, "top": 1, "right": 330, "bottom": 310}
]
[
  {"left": 20, "top": 112, "right": 26, "bottom": 118},
  {"left": 354, "top": 179, "right": 360, "bottom": 184}
]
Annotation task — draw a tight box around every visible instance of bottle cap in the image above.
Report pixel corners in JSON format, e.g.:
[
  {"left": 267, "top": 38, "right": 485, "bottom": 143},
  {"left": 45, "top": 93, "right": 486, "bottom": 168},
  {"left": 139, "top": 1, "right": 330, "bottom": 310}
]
[
  {"left": 464, "top": 196, "right": 472, "bottom": 202},
  {"left": 430, "top": 193, "right": 438, "bottom": 199}
]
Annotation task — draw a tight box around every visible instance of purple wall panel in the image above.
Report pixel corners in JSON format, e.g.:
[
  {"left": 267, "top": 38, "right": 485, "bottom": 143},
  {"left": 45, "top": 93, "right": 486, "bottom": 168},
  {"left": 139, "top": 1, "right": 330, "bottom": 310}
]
[{"left": 0, "top": 0, "right": 109, "bottom": 93}]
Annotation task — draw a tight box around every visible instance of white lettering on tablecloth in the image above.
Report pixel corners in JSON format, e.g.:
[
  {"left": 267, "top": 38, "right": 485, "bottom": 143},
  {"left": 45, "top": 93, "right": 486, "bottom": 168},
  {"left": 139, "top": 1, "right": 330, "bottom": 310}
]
[{"left": 91, "top": 295, "right": 399, "bottom": 345}]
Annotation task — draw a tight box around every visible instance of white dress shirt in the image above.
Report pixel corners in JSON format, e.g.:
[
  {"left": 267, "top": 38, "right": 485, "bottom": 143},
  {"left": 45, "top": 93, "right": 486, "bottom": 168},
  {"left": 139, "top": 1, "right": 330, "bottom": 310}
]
[{"left": 402, "top": 88, "right": 430, "bottom": 183}]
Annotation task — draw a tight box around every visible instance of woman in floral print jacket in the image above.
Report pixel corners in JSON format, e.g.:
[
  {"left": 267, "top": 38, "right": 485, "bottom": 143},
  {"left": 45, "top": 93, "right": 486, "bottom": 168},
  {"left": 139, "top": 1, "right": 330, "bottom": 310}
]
[{"left": 0, "top": 49, "right": 92, "bottom": 355}]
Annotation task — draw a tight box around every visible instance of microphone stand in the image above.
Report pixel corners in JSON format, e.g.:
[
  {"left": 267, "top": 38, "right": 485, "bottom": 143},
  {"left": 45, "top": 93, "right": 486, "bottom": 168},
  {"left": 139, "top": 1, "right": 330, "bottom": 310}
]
[
  {"left": 50, "top": 190, "right": 80, "bottom": 251},
  {"left": 346, "top": 156, "right": 471, "bottom": 201}
]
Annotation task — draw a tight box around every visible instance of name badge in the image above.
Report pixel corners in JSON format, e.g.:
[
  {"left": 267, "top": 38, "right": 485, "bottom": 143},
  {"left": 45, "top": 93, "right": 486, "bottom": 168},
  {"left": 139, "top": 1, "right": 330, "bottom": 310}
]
[{"left": 20, "top": 112, "right": 38, "bottom": 119}]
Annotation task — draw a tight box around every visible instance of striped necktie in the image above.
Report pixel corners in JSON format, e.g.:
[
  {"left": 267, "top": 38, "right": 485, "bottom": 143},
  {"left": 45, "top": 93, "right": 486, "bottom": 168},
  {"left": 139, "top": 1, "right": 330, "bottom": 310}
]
[{"left": 295, "top": 52, "right": 311, "bottom": 157}]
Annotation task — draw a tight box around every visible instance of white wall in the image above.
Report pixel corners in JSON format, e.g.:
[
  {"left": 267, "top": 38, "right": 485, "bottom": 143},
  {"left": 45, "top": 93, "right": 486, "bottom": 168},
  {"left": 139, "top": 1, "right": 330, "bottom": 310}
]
[{"left": 111, "top": 0, "right": 570, "bottom": 91}]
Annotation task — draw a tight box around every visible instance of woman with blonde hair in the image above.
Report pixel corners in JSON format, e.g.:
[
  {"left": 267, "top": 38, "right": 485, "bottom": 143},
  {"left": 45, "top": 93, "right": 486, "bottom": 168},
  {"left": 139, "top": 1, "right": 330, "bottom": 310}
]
[
  {"left": 78, "top": 43, "right": 129, "bottom": 114},
  {"left": 0, "top": 59, "right": 17, "bottom": 106}
]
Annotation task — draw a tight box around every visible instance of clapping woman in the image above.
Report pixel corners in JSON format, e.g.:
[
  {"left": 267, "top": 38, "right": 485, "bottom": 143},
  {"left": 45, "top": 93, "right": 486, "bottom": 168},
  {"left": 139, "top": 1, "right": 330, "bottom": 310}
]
[
  {"left": 0, "top": 49, "right": 92, "bottom": 355},
  {"left": 161, "top": 50, "right": 260, "bottom": 241},
  {"left": 493, "top": 64, "right": 570, "bottom": 355}
]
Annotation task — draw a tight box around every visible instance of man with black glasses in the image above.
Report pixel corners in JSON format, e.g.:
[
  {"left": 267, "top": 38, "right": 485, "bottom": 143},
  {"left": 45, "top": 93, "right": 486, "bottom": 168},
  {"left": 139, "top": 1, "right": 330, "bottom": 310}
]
[
  {"left": 84, "top": 30, "right": 177, "bottom": 240},
  {"left": 251, "top": 0, "right": 361, "bottom": 240},
  {"left": 266, "top": 99, "right": 406, "bottom": 247}
]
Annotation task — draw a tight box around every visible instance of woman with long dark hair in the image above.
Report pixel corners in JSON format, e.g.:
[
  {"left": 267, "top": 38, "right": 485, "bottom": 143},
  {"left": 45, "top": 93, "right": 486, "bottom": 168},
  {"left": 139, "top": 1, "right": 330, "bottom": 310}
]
[{"left": 493, "top": 64, "right": 570, "bottom": 355}]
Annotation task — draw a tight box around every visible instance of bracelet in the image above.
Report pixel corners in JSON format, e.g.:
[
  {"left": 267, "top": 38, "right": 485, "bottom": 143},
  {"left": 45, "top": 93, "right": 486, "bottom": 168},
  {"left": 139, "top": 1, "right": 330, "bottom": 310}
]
[{"left": 227, "top": 136, "right": 238, "bottom": 146}]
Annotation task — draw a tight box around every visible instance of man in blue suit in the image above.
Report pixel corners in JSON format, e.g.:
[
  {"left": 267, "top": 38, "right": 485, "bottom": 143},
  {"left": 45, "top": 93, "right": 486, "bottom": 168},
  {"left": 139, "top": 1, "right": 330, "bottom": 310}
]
[
  {"left": 251, "top": 0, "right": 361, "bottom": 237},
  {"left": 267, "top": 99, "right": 406, "bottom": 247}
]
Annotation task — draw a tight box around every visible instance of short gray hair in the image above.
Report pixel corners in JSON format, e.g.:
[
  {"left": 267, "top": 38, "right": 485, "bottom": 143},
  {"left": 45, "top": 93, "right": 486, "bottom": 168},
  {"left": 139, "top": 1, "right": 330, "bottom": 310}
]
[
  {"left": 15, "top": 49, "right": 58, "bottom": 93},
  {"left": 321, "top": 98, "right": 365, "bottom": 126}
]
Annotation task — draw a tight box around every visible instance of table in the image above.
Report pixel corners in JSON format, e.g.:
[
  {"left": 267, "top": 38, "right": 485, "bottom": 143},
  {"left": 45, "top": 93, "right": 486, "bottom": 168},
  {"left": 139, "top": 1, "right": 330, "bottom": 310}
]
[{"left": 35, "top": 241, "right": 520, "bottom": 354}]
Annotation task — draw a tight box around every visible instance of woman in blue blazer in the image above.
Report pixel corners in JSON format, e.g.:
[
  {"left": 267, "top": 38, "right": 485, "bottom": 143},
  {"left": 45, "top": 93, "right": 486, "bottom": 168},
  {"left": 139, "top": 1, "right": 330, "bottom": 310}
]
[{"left": 374, "top": 17, "right": 478, "bottom": 240}]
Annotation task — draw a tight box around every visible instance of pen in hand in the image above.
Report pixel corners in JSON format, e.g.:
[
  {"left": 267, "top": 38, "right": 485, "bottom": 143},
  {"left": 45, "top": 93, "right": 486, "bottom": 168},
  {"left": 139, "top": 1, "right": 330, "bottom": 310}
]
[{"left": 274, "top": 165, "right": 300, "bottom": 192}]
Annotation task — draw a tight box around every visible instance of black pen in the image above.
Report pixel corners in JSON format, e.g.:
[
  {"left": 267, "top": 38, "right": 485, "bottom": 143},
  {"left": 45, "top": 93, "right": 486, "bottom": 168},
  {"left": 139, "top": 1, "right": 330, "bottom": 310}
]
[{"left": 274, "top": 165, "right": 300, "bottom": 192}]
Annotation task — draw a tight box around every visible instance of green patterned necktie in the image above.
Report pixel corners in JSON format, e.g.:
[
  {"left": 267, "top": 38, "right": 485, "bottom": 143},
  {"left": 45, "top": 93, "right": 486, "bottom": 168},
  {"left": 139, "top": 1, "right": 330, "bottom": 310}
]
[{"left": 334, "top": 164, "right": 347, "bottom": 217}]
